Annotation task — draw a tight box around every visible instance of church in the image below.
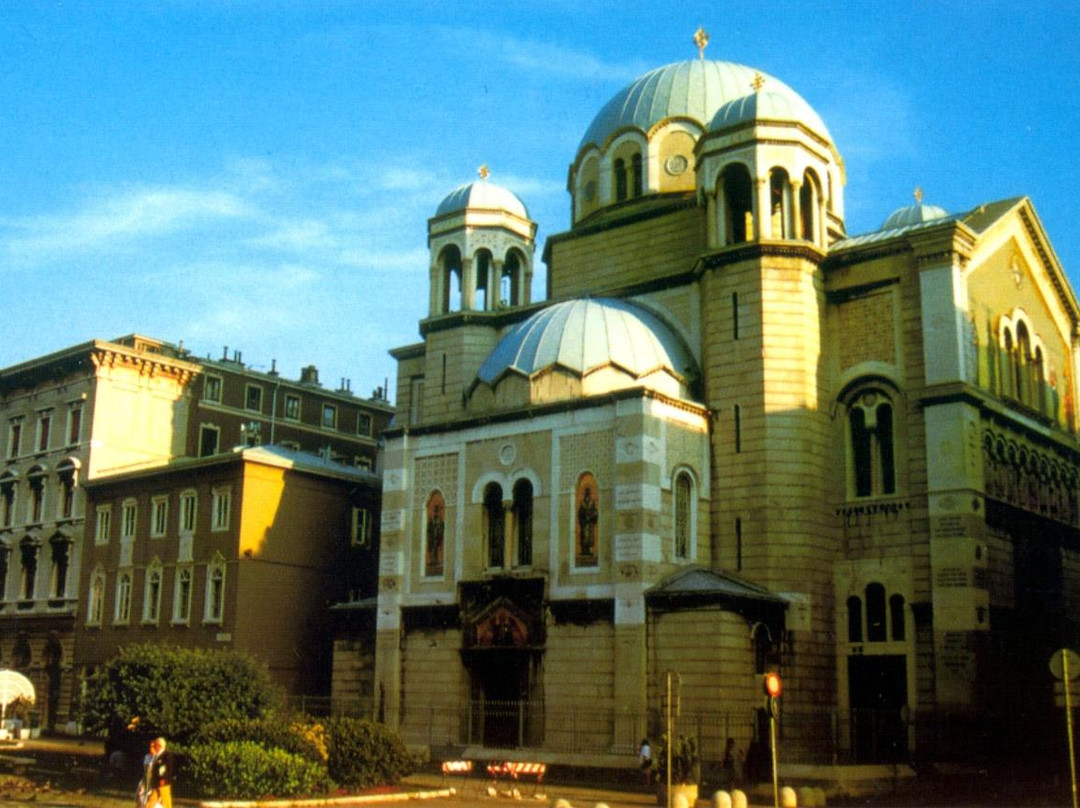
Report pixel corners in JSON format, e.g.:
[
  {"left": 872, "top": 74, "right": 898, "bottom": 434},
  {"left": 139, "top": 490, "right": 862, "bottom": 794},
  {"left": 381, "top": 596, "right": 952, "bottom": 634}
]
[{"left": 348, "top": 46, "right": 1080, "bottom": 771}]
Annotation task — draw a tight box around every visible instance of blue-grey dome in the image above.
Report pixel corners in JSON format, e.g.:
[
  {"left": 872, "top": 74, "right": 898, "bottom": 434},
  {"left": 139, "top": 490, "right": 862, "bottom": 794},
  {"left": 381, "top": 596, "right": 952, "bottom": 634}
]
[
  {"left": 880, "top": 202, "right": 949, "bottom": 231},
  {"left": 579, "top": 60, "right": 826, "bottom": 151},
  {"left": 710, "top": 88, "right": 831, "bottom": 140},
  {"left": 477, "top": 298, "right": 698, "bottom": 389},
  {"left": 436, "top": 180, "right": 529, "bottom": 219}
]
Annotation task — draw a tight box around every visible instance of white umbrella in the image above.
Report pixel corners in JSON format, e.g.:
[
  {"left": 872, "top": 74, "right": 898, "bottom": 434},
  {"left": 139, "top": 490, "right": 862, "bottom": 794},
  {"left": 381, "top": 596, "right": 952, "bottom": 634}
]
[{"left": 0, "top": 670, "right": 35, "bottom": 724}]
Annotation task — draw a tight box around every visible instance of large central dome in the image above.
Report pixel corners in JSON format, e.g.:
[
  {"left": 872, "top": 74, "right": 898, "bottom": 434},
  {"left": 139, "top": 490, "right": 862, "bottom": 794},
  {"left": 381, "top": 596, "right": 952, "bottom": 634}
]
[{"left": 578, "top": 59, "right": 827, "bottom": 151}]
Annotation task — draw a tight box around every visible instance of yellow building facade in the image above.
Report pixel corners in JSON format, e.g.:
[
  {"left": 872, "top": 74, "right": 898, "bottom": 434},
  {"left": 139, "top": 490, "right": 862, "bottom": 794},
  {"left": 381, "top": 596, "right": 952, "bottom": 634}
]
[{"left": 363, "top": 57, "right": 1080, "bottom": 771}]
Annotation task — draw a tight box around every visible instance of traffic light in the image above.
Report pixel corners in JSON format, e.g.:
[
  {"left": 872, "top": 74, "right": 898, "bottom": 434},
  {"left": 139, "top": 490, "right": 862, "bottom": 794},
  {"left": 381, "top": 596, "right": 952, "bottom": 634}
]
[{"left": 762, "top": 671, "right": 782, "bottom": 718}]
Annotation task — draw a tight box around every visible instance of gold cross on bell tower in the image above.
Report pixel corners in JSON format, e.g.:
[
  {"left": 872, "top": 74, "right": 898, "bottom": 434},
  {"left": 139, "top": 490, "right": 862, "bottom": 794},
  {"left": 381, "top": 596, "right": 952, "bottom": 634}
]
[
  {"left": 693, "top": 27, "right": 709, "bottom": 60},
  {"left": 478, "top": 164, "right": 490, "bottom": 180},
  {"left": 914, "top": 186, "right": 923, "bottom": 204},
  {"left": 752, "top": 72, "right": 766, "bottom": 92}
]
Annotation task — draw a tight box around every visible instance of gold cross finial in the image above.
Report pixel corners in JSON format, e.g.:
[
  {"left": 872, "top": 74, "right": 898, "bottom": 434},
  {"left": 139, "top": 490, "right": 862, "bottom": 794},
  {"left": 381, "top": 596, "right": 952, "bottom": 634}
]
[
  {"left": 752, "top": 72, "right": 766, "bottom": 92},
  {"left": 914, "top": 186, "right": 923, "bottom": 204},
  {"left": 693, "top": 27, "right": 709, "bottom": 60},
  {"left": 478, "top": 164, "right": 490, "bottom": 180}
]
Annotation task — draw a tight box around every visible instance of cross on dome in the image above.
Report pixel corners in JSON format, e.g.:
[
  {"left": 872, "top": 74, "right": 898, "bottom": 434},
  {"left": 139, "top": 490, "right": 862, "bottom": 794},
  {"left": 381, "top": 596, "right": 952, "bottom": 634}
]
[
  {"left": 693, "top": 27, "right": 709, "bottom": 60},
  {"left": 478, "top": 164, "right": 490, "bottom": 180}
]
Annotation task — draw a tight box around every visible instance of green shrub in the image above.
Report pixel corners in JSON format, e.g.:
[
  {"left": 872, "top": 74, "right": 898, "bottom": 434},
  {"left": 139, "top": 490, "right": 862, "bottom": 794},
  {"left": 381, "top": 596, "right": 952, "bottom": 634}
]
[
  {"left": 325, "top": 717, "right": 415, "bottom": 788},
  {"left": 195, "top": 717, "right": 325, "bottom": 763},
  {"left": 186, "top": 740, "right": 331, "bottom": 800},
  {"left": 81, "top": 644, "right": 283, "bottom": 746}
]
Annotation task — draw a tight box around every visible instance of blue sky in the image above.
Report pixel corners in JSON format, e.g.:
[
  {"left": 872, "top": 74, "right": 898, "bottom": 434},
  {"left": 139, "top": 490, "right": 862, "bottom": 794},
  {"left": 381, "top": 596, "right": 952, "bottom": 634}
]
[{"left": 2, "top": 2, "right": 1078, "bottom": 400}]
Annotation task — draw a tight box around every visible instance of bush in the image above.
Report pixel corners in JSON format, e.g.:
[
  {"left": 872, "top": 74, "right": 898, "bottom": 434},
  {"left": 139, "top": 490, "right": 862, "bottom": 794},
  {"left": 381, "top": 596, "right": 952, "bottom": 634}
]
[
  {"left": 186, "top": 740, "right": 331, "bottom": 800},
  {"left": 81, "top": 644, "right": 284, "bottom": 747},
  {"left": 195, "top": 717, "right": 326, "bottom": 763},
  {"left": 651, "top": 733, "right": 700, "bottom": 785},
  {"left": 324, "top": 717, "right": 415, "bottom": 788}
]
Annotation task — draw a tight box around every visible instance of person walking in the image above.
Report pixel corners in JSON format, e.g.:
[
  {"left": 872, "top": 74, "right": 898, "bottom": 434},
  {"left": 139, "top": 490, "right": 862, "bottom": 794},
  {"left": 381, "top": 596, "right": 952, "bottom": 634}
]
[
  {"left": 136, "top": 737, "right": 174, "bottom": 808},
  {"left": 639, "top": 738, "right": 652, "bottom": 785}
]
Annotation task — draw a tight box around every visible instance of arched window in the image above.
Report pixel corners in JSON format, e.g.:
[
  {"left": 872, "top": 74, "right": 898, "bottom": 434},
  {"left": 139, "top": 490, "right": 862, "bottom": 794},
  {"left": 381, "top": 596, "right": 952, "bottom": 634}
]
[
  {"left": 205, "top": 555, "right": 226, "bottom": 623},
  {"left": 769, "top": 168, "right": 792, "bottom": 239},
  {"left": 800, "top": 170, "right": 820, "bottom": 243},
  {"left": 114, "top": 571, "right": 132, "bottom": 624},
  {"left": 172, "top": 567, "right": 192, "bottom": 623},
  {"left": 513, "top": 479, "right": 533, "bottom": 567},
  {"left": 849, "top": 390, "right": 896, "bottom": 498},
  {"left": 614, "top": 158, "right": 628, "bottom": 202},
  {"left": 475, "top": 249, "right": 493, "bottom": 311},
  {"left": 424, "top": 491, "right": 445, "bottom": 577},
  {"left": 484, "top": 483, "right": 505, "bottom": 568},
  {"left": 720, "top": 164, "right": 753, "bottom": 244},
  {"left": 575, "top": 473, "right": 599, "bottom": 566},
  {"left": 56, "top": 460, "right": 77, "bottom": 519},
  {"left": 890, "top": 593, "right": 906, "bottom": 641},
  {"left": 0, "top": 473, "right": 15, "bottom": 528},
  {"left": 87, "top": 567, "right": 105, "bottom": 625},
  {"left": 1015, "top": 322, "right": 1030, "bottom": 402},
  {"left": 847, "top": 595, "right": 863, "bottom": 642},
  {"left": 49, "top": 534, "right": 70, "bottom": 599},
  {"left": 865, "top": 583, "right": 887, "bottom": 642},
  {"left": 13, "top": 636, "right": 30, "bottom": 670},
  {"left": 502, "top": 251, "right": 523, "bottom": 307},
  {"left": 674, "top": 471, "right": 693, "bottom": 560},
  {"left": 19, "top": 537, "right": 37, "bottom": 601},
  {"left": 439, "top": 245, "right": 463, "bottom": 314},
  {"left": 143, "top": 560, "right": 162, "bottom": 624},
  {"left": 0, "top": 542, "right": 8, "bottom": 601},
  {"left": 27, "top": 466, "right": 45, "bottom": 524},
  {"left": 631, "top": 153, "right": 643, "bottom": 197}
]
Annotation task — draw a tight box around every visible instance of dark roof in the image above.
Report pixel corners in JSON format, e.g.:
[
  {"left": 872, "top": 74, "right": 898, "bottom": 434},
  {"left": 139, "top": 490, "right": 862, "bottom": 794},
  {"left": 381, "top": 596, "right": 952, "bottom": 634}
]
[{"left": 646, "top": 566, "right": 787, "bottom": 608}]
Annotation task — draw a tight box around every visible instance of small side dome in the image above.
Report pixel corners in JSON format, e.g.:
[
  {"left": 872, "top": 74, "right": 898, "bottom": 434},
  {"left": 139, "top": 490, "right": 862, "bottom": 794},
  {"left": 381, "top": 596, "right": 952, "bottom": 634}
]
[
  {"left": 880, "top": 202, "right": 948, "bottom": 231},
  {"left": 472, "top": 298, "right": 700, "bottom": 407},
  {"left": 436, "top": 180, "right": 529, "bottom": 220},
  {"left": 710, "top": 88, "right": 831, "bottom": 141}
]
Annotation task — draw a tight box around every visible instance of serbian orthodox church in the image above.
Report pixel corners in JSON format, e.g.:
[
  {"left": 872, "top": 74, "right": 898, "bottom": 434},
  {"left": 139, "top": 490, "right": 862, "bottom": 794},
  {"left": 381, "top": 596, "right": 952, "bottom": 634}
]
[{"left": 337, "top": 43, "right": 1080, "bottom": 771}]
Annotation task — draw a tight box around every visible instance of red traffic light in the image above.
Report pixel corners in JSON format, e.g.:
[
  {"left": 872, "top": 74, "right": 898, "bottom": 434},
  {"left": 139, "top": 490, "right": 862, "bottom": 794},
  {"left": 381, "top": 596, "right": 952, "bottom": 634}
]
[{"left": 764, "top": 672, "right": 782, "bottom": 698}]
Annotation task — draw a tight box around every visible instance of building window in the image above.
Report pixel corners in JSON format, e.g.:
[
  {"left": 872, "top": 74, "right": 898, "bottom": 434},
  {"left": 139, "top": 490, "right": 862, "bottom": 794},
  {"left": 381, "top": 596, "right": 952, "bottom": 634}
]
[
  {"left": 19, "top": 538, "right": 38, "bottom": 600},
  {"left": 0, "top": 476, "right": 13, "bottom": 528},
  {"left": 173, "top": 567, "right": 192, "bottom": 624},
  {"left": 27, "top": 469, "right": 45, "bottom": 523},
  {"left": 49, "top": 536, "right": 70, "bottom": 599},
  {"left": 865, "top": 583, "right": 887, "bottom": 643},
  {"left": 0, "top": 543, "right": 8, "bottom": 600},
  {"left": 849, "top": 390, "right": 896, "bottom": 498},
  {"left": 351, "top": 507, "right": 372, "bottom": 548},
  {"left": 847, "top": 596, "right": 863, "bottom": 643},
  {"left": 355, "top": 455, "right": 373, "bottom": 472},
  {"left": 322, "top": 404, "right": 337, "bottom": 429},
  {"left": 199, "top": 425, "right": 220, "bottom": 458},
  {"left": 204, "top": 555, "right": 226, "bottom": 624},
  {"left": 284, "top": 394, "right": 301, "bottom": 421},
  {"left": 513, "top": 479, "right": 533, "bottom": 567},
  {"left": 7, "top": 420, "right": 22, "bottom": 459},
  {"left": 890, "top": 593, "right": 906, "bottom": 642},
  {"left": 143, "top": 562, "right": 162, "bottom": 624},
  {"left": 57, "top": 461, "right": 77, "bottom": 519},
  {"left": 66, "top": 404, "right": 83, "bottom": 446},
  {"left": 36, "top": 411, "right": 51, "bottom": 453},
  {"left": 245, "top": 385, "right": 263, "bottom": 413},
  {"left": 357, "top": 413, "right": 372, "bottom": 436},
  {"left": 87, "top": 568, "right": 106, "bottom": 625},
  {"left": 409, "top": 377, "right": 424, "bottom": 425},
  {"left": 211, "top": 487, "right": 231, "bottom": 532},
  {"left": 849, "top": 584, "right": 906, "bottom": 644},
  {"left": 203, "top": 375, "right": 222, "bottom": 403},
  {"left": 95, "top": 505, "right": 112, "bottom": 544},
  {"left": 121, "top": 499, "right": 137, "bottom": 540},
  {"left": 151, "top": 496, "right": 168, "bottom": 538},
  {"left": 631, "top": 152, "right": 643, "bottom": 197},
  {"left": 114, "top": 571, "right": 132, "bottom": 624},
  {"left": 574, "top": 473, "right": 599, "bottom": 567},
  {"left": 674, "top": 470, "right": 693, "bottom": 560},
  {"left": 179, "top": 491, "right": 197, "bottom": 534},
  {"left": 484, "top": 482, "right": 505, "bottom": 568},
  {"left": 425, "top": 491, "right": 445, "bottom": 577}
]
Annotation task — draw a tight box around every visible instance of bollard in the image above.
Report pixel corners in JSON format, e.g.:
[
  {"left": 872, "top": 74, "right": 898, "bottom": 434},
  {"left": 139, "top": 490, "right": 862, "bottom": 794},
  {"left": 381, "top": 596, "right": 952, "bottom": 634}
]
[
  {"left": 780, "top": 785, "right": 798, "bottom": 807},
  {"left": 711, "top": 790, "right": 732, "bottom": 808},
  {"left": 553, "top": 799, "right": 573, "bottom": 808},
  {"left": 673, "top": 794, "right": 689, "bottom": 808},
  {"left": 595, "top": 803, "right": 609, "bottom": 808},
  {"left": 797, "top": 786, "right": 815, "bottom": 806},
  {"left": 730, "top": 790, "right": 748, "bottom": 808}
]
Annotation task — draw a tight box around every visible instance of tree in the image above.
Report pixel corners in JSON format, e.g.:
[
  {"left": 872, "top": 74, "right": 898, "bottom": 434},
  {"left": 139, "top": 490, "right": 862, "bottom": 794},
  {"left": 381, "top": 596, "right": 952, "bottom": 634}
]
[{"left": 81, "top": 643, "right": 283, "bottom": 748}]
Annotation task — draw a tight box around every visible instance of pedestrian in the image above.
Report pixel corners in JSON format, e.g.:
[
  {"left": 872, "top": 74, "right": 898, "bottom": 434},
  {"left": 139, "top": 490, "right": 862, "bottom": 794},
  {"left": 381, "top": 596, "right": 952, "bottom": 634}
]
[
  {"left": 136, "top": 736, "right": 174, "bottom": 808},
  {"left": 639, "top": 738, "right": 652, "bottom": 785},
  {"left": 721, "top": 737, "right": 740, "bottom": 789}
]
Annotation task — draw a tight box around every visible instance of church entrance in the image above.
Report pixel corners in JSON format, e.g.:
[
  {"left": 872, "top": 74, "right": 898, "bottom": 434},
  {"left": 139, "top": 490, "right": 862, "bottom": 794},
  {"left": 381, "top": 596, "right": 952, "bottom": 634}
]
[
  {"left": 848, "top": 655, "right": 907, "bottom": 763},
  {"left": 460, "top": 578, "right": 546, "bottom": 750}
]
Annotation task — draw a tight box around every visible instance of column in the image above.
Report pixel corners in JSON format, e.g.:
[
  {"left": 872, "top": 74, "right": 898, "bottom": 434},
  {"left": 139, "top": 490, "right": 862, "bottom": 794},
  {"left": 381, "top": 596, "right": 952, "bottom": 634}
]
[
  {"left": 461, "top": 257, "right": 476, "bottom": 311},
  {"left": 754, "top": 177, "right": 770, "bottom": 240}
]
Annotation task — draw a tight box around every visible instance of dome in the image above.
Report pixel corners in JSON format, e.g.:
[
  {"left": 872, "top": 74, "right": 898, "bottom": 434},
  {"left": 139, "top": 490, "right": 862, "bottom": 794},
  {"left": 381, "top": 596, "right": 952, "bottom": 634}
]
[
  {"left": 476, "top": 297, "right": 698, "bottom": 391},
  {"left": 436, "top": 180, "right": 529, "bottom": 220},
  {"left": 710, "top": 87, "right": 831, "bottom": 140},
  {"left": 880, "top": 202, "right": 949, "bottom": 231},
  {"left": 578, "top": 60, "right": 827, "bottom": 151}
]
